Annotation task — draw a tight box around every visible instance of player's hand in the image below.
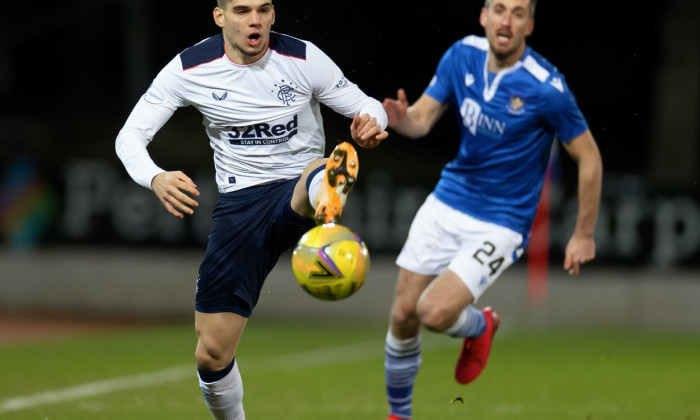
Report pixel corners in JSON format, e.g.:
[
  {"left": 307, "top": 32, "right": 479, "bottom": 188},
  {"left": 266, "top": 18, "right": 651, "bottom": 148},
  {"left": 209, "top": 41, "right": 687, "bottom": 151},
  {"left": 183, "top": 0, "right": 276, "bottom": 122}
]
[
  {"left": 350, "top": 113, "right": 388, "bottom": 149},
  {"left": 563, "top": 234, "right": 596, "bottom": 275},
  {"left": 382, "top": 88, "right": 409, "bottom": 127},
  {"left": 151, "top": 171, "right": 200, "bottom": 218}
]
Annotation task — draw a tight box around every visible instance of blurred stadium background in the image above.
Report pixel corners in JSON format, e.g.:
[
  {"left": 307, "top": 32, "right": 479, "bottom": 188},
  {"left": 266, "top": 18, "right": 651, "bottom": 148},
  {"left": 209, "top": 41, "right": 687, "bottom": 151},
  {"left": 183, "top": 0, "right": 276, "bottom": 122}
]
[{"left": 1, "top": 0, "right": 699, "bottom": 331}]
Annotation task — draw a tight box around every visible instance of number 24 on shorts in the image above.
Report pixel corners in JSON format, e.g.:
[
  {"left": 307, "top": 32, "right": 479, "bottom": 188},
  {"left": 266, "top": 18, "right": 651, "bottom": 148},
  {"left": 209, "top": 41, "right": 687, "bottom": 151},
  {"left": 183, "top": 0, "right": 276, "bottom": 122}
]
[{"left": 472, "top": 241, "right": 505, "bottom": 277}]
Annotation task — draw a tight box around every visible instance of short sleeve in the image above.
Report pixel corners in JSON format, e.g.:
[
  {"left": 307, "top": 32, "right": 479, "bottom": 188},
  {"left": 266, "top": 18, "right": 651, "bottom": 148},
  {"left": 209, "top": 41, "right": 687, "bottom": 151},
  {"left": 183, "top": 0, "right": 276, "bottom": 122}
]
[
  {"left": 539, "top": 74, "right": 588, "bottom": 143},
  {"left": 424, "top": 42, "right": 459, "bottom": 105}
]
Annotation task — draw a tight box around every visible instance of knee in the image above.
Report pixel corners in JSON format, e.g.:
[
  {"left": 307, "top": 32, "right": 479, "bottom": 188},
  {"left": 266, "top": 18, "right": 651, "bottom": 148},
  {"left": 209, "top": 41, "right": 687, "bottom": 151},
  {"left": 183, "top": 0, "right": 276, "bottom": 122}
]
[
  {"left": 390, "top": 298, "right": 418, "bottom": 327},
  {"left": 195, "top": 335, "right": 232, "bottom": 371},
  {"left": 390, "top": 301, "right": 421, "bottom": 338},
  {"left": 416, "top": 299, "right": 453, "bottom": 333},
  {"left": 292, "top": 158, "right": 327, "bottom": 217}
]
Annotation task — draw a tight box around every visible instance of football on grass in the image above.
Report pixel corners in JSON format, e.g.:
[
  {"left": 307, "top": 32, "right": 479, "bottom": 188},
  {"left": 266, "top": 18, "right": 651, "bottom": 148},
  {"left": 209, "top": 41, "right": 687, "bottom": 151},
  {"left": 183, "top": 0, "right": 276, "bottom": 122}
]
[{"left": 291, "top": 223, "right": 370, "bottom": 301}]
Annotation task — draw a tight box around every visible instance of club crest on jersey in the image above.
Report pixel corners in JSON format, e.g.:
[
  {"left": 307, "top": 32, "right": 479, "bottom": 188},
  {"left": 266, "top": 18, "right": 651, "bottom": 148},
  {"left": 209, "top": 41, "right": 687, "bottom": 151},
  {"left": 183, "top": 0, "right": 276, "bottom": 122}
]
[
  {"left": 272, "top": 79, "right": 298, "bottom": 106},
  {"left": 507, "top": 96, "right": 525, "bottom": 115}
]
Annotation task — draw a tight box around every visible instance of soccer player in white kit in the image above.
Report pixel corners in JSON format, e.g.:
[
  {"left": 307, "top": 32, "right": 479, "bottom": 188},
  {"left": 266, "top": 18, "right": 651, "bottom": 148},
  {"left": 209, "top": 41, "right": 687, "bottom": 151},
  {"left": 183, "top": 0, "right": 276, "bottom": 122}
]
[
  {"left": 115, "top": 1, "right": 387, "bottom": 418},
  {"left": 381, "top": 0, "right": 603, "bottom": 418}
]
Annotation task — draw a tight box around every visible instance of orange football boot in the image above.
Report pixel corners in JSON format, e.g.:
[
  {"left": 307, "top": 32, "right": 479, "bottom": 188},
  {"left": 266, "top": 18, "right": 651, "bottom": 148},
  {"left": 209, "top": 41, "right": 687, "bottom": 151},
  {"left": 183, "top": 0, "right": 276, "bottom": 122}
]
[{"left": 313, "top": 142, "right": 358, "bottom": 224}]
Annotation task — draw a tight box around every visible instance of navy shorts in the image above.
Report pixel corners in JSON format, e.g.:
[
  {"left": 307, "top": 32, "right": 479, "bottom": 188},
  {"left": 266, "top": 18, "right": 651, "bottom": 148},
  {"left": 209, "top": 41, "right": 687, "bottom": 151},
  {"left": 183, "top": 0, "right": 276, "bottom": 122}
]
[{"left": 195, "top": 178, "right": 315, "bottom": 317}]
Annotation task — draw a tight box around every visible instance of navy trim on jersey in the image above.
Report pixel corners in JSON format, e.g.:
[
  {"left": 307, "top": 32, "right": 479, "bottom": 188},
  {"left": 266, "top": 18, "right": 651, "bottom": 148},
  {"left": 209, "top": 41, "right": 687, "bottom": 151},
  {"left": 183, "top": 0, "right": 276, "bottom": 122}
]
[
  {"left": 270, "top": 32, "right": 306, "bottom": 60},
  {"left": 180, "top": 34, "right": 225, "bottom": 70}
]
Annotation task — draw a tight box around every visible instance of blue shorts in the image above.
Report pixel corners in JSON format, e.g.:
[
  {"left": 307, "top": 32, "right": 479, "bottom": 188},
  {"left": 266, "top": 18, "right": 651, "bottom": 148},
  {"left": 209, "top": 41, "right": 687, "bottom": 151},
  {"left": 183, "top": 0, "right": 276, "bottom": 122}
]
[{"left": 195, "top": 178, "right": 315, "bottom": 317}]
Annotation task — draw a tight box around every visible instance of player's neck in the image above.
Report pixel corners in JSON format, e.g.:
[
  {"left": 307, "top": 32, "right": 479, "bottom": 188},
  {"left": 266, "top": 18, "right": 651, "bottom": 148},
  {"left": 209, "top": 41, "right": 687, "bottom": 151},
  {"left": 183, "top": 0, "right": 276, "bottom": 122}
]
[
  {"left": 223, "top": 40, "right": 269, "bottom": 65},
  {"left": 487, "top": 45, "right": 526, "bottom": 73}
]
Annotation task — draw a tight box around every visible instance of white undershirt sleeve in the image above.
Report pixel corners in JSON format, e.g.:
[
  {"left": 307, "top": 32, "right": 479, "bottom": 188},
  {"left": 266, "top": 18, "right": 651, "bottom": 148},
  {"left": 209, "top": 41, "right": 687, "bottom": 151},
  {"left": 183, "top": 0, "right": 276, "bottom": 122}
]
[{"left": 115, "top": 99, "right": 175, "bottom": 190}]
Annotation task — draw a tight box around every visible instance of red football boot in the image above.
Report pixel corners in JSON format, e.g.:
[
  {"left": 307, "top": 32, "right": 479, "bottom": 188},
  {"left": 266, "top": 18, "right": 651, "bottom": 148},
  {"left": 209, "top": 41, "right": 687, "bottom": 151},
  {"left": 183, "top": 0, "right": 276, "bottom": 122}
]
[{"left": 455, "top": 307, "right": 500, "bottom": 384}]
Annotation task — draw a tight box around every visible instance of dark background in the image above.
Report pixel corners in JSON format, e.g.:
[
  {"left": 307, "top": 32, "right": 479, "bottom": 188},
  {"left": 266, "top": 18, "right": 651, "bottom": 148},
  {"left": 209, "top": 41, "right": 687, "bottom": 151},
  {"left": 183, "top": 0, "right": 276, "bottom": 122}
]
[
  {"left": 0, "top": 1, "right": 663, "bottom": 173},
  {"left": 0, "top": 0, "right": 664, "bottom": 167},
  {"left": 3, "top": 1, "right": 698, "bottom": 267}
]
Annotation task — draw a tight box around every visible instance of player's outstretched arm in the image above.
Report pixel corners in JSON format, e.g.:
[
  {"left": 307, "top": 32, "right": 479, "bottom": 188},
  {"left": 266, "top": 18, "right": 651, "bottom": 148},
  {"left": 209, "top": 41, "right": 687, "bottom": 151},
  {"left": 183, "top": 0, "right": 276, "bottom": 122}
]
[
  {"left": 382, "top": 88, "right": 410, "bottom": 127},
  {"left": 561, "top": 129, "right": 603, "bottom": 274},
  {"left": 350, "top": 114, "right": 389, "bottom": 149},
  {"left": 151, "top": 171, "right": 200, "bottom": 219},
  {"left": 382, "top": 89, "right": 447, "bottom": 139}
]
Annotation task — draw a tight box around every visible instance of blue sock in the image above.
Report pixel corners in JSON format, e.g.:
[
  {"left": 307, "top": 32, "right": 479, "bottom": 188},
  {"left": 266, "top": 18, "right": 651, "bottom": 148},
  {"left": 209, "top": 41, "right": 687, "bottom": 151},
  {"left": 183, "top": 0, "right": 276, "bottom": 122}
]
[
  {"left": 445, "top": 305, "right": 486, "bottom": 338},
  {"left": 385, "top": 332, "right": 421, "bottom": 419}
]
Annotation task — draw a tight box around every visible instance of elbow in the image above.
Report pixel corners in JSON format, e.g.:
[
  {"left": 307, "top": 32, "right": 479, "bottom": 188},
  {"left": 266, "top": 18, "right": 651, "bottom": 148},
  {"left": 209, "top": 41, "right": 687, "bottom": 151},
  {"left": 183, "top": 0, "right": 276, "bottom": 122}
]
[
  {"left": 391, "top": 121, "right": 431, "bottom": 140},
  {"left": 115, "top": 130, "right": 128, "bottom": 159},
  {"left": 414, "top": 125, "right": 432, "bottom": 139},
  {"left": 581, "top": 158, "right": 603, "bottom": 190}
]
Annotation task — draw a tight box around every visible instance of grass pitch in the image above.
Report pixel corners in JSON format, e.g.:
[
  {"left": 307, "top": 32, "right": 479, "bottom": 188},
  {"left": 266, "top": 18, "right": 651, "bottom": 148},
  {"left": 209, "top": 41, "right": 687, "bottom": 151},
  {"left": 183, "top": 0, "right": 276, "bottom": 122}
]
[{"left": 0, "top": 318, "right": 698, "bottom": 419}]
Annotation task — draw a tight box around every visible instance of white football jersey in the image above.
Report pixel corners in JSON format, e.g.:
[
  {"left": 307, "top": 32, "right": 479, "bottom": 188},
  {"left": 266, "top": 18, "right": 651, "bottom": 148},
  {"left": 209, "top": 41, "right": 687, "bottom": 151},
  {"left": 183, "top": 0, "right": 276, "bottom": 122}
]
[{"left": 116, "top": 32, "right": 387, "bottom": 192}]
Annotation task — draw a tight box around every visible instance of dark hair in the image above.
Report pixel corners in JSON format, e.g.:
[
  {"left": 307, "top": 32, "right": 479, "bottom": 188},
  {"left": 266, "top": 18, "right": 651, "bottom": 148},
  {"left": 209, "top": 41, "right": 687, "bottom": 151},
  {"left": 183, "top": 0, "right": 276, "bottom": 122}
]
[{"left": 484, "top": 0, "right": 538, "bottom": 17}]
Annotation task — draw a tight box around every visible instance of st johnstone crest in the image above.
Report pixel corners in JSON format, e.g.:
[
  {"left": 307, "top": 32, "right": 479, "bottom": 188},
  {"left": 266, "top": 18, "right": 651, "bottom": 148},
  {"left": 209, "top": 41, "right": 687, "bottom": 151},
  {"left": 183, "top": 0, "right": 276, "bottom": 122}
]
[{"left": 507, "top": 96, "right": 525, "bottom": 115}]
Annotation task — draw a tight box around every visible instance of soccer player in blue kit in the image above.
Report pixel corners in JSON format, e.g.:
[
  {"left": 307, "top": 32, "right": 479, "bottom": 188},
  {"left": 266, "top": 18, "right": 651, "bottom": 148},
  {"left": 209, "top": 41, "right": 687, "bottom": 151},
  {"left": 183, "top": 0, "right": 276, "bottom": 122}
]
[
  {"left": 381, "top": 0, "right": 603, "bottom": 418},
  {"left": 115, "top": 0, "right": 387, "bottom": 418}
]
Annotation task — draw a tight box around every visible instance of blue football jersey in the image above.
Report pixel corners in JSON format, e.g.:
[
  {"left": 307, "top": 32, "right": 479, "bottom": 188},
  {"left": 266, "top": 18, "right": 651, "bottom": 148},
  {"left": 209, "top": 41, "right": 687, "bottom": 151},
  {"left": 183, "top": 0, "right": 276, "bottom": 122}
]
[{"left": 426, "top": 35, "right": 588, "bottom": 243}]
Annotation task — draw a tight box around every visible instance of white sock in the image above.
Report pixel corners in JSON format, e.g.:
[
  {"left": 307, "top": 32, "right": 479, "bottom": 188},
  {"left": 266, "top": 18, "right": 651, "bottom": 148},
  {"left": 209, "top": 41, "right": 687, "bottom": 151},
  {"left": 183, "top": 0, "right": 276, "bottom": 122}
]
[
  {"left": 386, "top": 330, "right": 421, "bottom": 351},
  {"left": 307, "top": 169, "right": 325, "bottom": 208},
  {"left": 198, "top": 361, "right": 245, "bottom": 420},
  {"left": 445, "top": 309, "right": 468, "bottom": 336}
]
